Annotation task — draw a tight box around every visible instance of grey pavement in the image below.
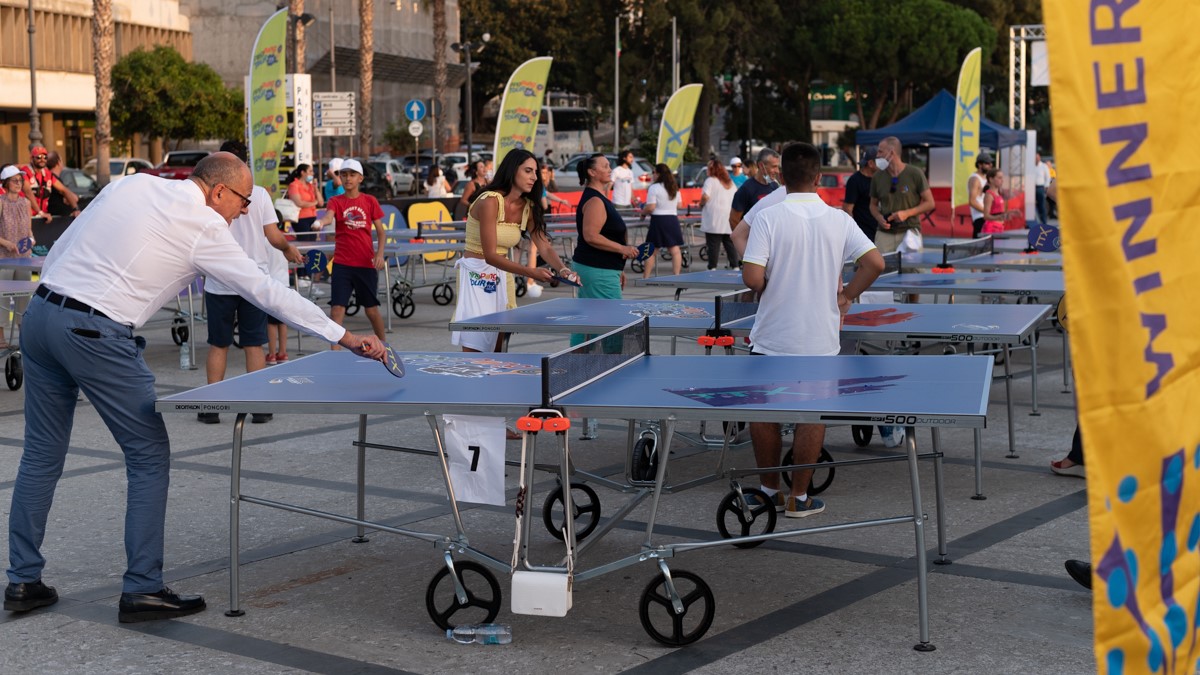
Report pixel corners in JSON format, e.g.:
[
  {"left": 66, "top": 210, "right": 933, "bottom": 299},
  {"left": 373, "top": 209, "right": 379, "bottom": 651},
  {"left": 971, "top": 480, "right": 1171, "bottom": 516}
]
[{"left": 0, "top": 268, "right": 1093, "bottom": 674}]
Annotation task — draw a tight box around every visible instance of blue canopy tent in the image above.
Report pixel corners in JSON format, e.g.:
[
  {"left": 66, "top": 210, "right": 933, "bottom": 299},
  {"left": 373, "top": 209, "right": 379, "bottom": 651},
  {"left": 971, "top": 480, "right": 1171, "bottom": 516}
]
[{"left": 856, "top": 90, "right": 1025, "bottom": 149}]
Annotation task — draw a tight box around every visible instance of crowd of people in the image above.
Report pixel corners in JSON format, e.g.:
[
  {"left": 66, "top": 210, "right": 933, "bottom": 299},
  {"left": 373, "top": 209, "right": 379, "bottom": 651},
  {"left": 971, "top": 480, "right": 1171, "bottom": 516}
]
[{"left": 3, "top": 135, "right": 1081, "bottom": 625}]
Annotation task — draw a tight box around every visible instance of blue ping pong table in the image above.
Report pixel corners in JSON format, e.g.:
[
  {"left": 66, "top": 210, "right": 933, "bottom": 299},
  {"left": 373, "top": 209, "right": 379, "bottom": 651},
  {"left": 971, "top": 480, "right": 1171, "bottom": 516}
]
[
  {"left": 156, "top": 326, "right": 992, "bottom": 650},
  {"left": 451, "top": 296, "right": 1050, "bottom": 495},
  {"left": 901, "top": 249, "right": 1063, "bottom": 272}
]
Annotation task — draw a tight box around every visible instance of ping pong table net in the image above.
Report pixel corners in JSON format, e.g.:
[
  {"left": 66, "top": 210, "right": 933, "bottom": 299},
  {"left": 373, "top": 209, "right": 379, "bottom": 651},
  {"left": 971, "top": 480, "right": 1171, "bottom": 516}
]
[
  {"left": 541, "top": 318, "right": 650, "bottom": 407},
  {"left": 714, "top": 289, "right": 758, "bottom": 333},
  {"left": 941, "top": 236, "right": 995, "bottom": 266}
]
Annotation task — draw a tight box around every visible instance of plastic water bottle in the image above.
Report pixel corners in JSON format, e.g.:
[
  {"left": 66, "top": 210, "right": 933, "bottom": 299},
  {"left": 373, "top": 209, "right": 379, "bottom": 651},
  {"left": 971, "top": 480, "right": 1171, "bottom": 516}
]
[
  {"left": 179, "top": 341, "right": 191, "bottom": 370},
  {"left": 446, "top": 623, "right": 512, "bottom": 645}
]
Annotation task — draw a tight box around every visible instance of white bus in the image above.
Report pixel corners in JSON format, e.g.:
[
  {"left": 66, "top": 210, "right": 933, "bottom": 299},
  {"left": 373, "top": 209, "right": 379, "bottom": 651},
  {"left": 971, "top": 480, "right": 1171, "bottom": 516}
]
[{"left": 533, "top": 107, "right": 594, "bottom": 167}]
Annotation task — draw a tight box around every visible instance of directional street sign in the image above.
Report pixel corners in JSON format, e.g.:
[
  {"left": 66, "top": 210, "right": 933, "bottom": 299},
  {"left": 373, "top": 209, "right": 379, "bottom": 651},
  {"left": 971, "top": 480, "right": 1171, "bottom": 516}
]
[
  {"left": 405, "top": 99, "right": 426, "bottom": 122},
  {"left": 313, "top": 92, "right": 357, "bottom": 137},
  {"left": 408, "top": 121, "right": 424, "bottom": 138}
]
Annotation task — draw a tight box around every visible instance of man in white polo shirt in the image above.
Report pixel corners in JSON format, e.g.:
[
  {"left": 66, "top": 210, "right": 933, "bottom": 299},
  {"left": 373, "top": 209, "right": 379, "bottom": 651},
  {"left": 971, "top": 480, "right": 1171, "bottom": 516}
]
[
  {"left": 6, "top": 153, "right": 385, "bottom": 623},
  {"left": 741, "top": 142, "right": 885, "bottom": 518}
]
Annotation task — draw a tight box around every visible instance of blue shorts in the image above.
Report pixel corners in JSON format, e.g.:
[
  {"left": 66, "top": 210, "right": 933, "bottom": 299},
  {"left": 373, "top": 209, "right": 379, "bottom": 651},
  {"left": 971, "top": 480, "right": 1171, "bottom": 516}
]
[
  {"left": 330, "top": 263, "right": 380, "bottom": 308},
  {"left": 205, "top": 292, "right": 268, "bottom": 348},
  {"left": 647, "top": 214, "right": 684, "bottom": 248}
]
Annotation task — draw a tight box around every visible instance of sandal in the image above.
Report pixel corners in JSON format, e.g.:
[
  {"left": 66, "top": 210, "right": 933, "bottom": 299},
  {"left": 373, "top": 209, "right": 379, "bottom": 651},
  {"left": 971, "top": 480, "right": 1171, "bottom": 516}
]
[{"left": 1050, "top": 458, "right": 1086, "bottom": 478}]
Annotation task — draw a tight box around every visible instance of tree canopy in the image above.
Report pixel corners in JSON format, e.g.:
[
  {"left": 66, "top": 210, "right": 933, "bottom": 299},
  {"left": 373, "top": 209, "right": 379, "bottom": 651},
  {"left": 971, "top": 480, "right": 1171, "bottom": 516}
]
[
  {"left": 456, "top": 0, "right": 1026, "bottom": 153},
  {"left": 110, "top": 45, "right": 243, "bottom": 148}
]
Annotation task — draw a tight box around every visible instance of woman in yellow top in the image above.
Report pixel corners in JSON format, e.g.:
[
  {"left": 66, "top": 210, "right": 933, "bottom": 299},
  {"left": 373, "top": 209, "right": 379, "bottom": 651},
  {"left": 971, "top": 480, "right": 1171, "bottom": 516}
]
[{"left": 451, "top": 148, "right": 580, "bottom": 353}]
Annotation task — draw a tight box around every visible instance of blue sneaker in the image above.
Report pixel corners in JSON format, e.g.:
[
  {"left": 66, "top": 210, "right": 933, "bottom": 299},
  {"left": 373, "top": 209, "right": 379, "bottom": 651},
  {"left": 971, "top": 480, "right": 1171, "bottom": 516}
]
[
  {"left": 744, "top": 490, "right": 785, "bottom": 512},
  {"left": 785, "top": 496, "right": 826, "bottom": 518},
  {"left": 880, "top": 426, "right": 906, "bottom": 448}
]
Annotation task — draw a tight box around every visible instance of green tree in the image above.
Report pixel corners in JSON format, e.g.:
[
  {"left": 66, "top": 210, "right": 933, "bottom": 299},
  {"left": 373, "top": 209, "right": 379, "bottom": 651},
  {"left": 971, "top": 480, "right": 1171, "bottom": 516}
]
[{"left": 111, "top": 45, "right": 242, "bottom": 148}]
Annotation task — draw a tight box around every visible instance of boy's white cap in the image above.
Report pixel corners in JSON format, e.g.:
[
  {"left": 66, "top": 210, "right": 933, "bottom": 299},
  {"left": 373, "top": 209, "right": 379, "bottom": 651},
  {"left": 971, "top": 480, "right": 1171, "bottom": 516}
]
[
  {"left": 339, "top": 159, "right": 363, "bottom": 175},
  {"left": 730, "top": 156, "right": 743, "bottom": 166},
  {"left": 328, "top": 158, "right": 344, "bottom": 173}
]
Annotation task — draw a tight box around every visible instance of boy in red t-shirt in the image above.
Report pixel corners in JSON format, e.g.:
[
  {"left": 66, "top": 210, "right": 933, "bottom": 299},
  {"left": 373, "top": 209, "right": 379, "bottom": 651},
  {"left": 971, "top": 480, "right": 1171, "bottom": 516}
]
[{"left": 313, "top": 159, "right": 387, "bottom": 344}]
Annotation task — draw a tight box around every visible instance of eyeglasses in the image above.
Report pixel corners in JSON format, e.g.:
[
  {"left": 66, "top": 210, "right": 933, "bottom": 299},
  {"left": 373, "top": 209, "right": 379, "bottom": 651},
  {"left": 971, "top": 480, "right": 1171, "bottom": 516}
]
[{"left": 222, "top": 184, "right": 252, "bottom": 209}]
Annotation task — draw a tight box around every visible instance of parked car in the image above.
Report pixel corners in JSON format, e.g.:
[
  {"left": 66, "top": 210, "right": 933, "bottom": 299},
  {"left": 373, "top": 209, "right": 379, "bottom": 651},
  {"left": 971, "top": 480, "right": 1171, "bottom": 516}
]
[
  {"left": 402, "top": 154, "right": 439, "bottom": 186},
  {"left": 142, "top": 150, "right": 210, "bottom": 180},
  {"left": 678, "top": 162, "right": 708, "bottom": 188},
  {"left": 817, "top": 171, "right": 853, "bottom": 207},
  {"left": 58, "top": 168, "right": 100, "bottom": 209},
  {"left": 558, "top": 154, "right": 655, "bottom": 190},
  {"left": 369, "top": 158, "right": 415, "bottom": 195},
  {"left": 348, "top": 158, "right": 396, "bottom": 200},
  {"left": 82, "top": 157, "right": 154, "bottom": 183}
]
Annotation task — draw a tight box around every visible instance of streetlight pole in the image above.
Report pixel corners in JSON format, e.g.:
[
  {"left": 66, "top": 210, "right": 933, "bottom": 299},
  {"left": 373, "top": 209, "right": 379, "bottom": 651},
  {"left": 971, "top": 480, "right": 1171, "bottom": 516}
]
[
  {"left": 452, "top": 31, "right": 490, "bottom": 154},
  {"left": 27, "top": 0, "right": 42, "bottom": 147}
]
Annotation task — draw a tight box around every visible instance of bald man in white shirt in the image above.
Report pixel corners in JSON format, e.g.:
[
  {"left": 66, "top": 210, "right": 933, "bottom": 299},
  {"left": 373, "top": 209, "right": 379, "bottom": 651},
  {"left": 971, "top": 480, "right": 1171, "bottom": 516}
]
[{"left": 5, "top": 153, "right": 385, "bottom": 623}]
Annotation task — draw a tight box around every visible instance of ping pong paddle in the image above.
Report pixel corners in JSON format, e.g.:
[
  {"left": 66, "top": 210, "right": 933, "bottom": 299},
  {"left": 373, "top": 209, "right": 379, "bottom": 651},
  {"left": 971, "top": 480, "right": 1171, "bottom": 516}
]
[
  {"left": 635, "top": 242, "right": 655, "bottom": 262},
  {"left": 17, "top": 237, "right": 33, "bottom": 255},
  {"left": 551, "top": 269, "right": 581, "bottom": 287},
  {"left": 305, "top": 250, "right": 329, "bottom": 276},
  {"left": 380, "top": 341, "right": 406, "bottom": 378}
]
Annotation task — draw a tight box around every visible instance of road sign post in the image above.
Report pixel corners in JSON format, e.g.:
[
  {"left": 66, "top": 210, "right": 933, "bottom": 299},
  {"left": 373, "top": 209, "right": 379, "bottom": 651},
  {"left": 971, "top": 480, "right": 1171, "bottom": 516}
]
[
  {"left": 314, "top": 91, "right": 357, "bottom": 138},
  {"left": 405, "top": 99, "right": 427, "bottom": 122}
]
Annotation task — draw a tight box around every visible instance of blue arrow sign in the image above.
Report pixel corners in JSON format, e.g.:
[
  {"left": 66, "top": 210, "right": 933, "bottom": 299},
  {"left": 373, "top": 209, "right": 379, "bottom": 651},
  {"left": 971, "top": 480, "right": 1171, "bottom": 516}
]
[{"left": 405, "top": 99, "right": 427, "bottom": 122}]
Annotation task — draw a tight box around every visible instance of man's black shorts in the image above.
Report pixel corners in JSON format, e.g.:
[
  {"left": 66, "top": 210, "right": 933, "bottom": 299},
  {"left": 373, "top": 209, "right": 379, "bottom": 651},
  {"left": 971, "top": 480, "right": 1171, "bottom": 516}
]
[{"left": 205, "top": 292, "right": 268, "bottom": 348}]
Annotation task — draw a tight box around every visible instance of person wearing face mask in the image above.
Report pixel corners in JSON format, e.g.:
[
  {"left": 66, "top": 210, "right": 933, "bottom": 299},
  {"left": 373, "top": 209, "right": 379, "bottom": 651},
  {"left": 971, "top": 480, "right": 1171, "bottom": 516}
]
[
  {"left": 285, "top": 163, "right": 324, "bottom": 238},
  {"left": 867, "top": 137, "right": 935, "bottom": 254},
  {"left": 728, "top": 148, "right": 781, "bottom": 234},
  {"left": 4, "top": 153, "right": 385, "bottom": 624}
]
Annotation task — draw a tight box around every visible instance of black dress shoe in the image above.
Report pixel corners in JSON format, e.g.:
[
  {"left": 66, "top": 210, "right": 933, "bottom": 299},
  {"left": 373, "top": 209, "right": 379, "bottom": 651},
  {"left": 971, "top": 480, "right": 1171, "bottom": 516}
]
[
  {"left": 251, "top": 413, "right": 273, "bottom": 424},
  {"left": 197, "top": 412, "right": 220, "bottom": 424},
  {"left": 5, "top": 580, "right": 59, "bottom": 612},
  {"left": 1065, "top": 559, "right": 1093, "bottom": 590},
  {"left": 118, "top": 587, "right": 206, "bottom": 623}
]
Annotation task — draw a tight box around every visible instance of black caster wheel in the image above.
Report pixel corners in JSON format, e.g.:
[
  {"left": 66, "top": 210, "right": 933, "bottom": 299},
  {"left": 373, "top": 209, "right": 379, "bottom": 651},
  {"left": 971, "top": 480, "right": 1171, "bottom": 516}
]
[
  {"left": 943, "top": 345, "right": 957, "bottom": 355},
  {"left": 638, "top": 569, "right": 715, "bottom": 646},
  {"left": 681, "top": 251, "right": 692, "bottom": 269},
  {"left": 231, "top": 318, "right": 241, "bottom": 349},
  {"left": 780, "top": 447, "right": 836, "bottom": 495},
  {"left": 715, "top": 487, "right": 777, "bottom": 549},
  {"left": 631, "top": 435, "right": 658, "bottom": 482},
  {"left": 542, "top": 482, "right": 601, "bottom": 541},
  {"left": 345, "top": 299, "right": 360, "bottom": 316},
  {"left": 698, "top": 245, "right": 708, "bottom": 261},
  {"left": 170, "top": 317, "right": 188, "bottom": 345},
  {"left": 392, "top": 294, "right": 415, "bottom": 319},
  {"left": 6, "top": 353, "right": 22, "bottom": 391},
  {"left": 433, "top": 283, "right": 455, "bottom": 305},
  {"left": 515, "top": 276, "right": 527, "bottom": 298},
  {"left": 661, "top": 250, "right": 672, "bottom": 261},
  {"left": 630, "top": 259, "right": 644, "bottom": 274},
  {"left": 852, "top": 425, "right": 873, "bottom": 447},
  {"left": 425, "top": 560, "right": 502, "bottom": 631}
]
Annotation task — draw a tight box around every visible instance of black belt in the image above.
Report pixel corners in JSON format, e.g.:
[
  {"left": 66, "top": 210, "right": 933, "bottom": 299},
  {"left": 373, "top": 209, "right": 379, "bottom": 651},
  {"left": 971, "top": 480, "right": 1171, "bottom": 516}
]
[{"left": 35, "top": 285, "right": 110, "bottom": 320}]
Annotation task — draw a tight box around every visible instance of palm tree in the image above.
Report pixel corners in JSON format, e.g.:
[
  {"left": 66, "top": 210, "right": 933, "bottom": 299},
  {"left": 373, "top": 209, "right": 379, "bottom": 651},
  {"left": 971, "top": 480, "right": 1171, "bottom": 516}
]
[
  {"left": 359, "top": 0, "right": 374, "bottom": 154},
  {"left": 290, "top": 0, "right": 306, "bottom": 74},
  {"left": 92, "top": 0, "right": 114, "bottom": 186},
  {"left": 431, "top": 0, "right": 447, "bottom": 152}
]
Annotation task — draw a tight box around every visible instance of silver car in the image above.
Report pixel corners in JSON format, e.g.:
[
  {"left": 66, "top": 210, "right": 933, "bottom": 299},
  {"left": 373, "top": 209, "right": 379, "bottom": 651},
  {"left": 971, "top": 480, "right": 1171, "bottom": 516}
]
[{"left": 370, "top": 158, "right": 415, "bottom": 195}]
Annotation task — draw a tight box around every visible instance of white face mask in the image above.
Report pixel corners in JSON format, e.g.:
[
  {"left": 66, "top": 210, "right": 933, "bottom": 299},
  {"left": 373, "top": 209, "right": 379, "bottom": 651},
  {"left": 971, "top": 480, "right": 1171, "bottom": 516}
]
[{"left": 874, "top": 157, "right": 889, "bottom": 172}]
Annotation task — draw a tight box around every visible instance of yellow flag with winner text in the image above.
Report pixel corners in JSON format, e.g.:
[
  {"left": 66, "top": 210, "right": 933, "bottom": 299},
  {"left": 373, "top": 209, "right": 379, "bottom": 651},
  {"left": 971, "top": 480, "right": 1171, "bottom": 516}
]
[
  {"left": 1046, "top": 2, "right": 1200, "bottom": 673},
  {"left": 492, "top": 57, "right": 552, "bottom": 168},
  {"left": 656, "top": 84, "right": 703, "bottom": 172},
  {"left": 248, "top": 9, "right": 287, "bottom": 199},
  {"left": 951, "top": 48, "right": 981, "bottom": 209}
]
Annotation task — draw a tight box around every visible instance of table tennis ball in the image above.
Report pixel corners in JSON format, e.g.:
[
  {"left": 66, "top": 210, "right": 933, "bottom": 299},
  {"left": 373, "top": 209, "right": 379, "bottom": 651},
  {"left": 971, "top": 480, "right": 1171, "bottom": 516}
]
[{"left": 527, "top": 282, "right": 543, "bottom": 298}]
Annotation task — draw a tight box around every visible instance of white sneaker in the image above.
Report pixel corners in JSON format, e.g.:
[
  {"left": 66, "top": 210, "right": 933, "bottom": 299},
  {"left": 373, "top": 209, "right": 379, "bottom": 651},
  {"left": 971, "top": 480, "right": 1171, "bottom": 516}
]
[
  {"left": 310, "top": 286, "right": 325, "bottom": 298},
  {"left": 881, "top": 426, "right": 906, "bottom": 448}
]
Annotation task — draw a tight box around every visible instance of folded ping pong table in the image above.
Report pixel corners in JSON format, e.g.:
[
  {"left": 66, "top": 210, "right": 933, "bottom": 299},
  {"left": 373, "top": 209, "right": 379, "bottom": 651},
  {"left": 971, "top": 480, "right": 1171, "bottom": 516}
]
[{"left": 156, "top": 320, "right": 992, "bottom": 650}]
